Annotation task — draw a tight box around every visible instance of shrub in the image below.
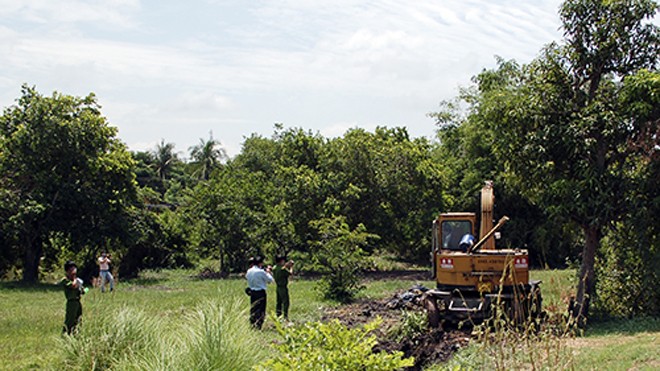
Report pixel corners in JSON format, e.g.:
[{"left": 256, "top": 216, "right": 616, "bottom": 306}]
[
  {"left": 387, "top": 310, "right": 427, "bottom": 342},
  {"left": 309, "top": 216, "right": 379, "bottom": 303},
  {"left": 258, "top": 318, "right": 414, "bottom": 371},
  {"left": 593, "top": 221, "right": 659, "bottom": 319}
]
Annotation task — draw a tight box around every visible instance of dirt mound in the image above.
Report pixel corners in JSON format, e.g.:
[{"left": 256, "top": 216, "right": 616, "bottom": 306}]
[
  {"left": 323, "top": 290, "right": 472, "bottom": 370},
  {"left": 375, "top": 329, "right": 471, "bottom": 370}
]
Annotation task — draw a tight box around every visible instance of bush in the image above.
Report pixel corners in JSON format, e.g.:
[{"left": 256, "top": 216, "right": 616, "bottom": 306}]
[
  {"left": 593, "top": 221, "right": 659, "bottom": 318},
  {"left": 310, "top": 216, "right": 378, "bottom": 303},
  {"left": 387, "top": 310, "right": 427, "bottom": 342},
  {"left": 258, "top": 318, "right": 414, "bottom": 370}
]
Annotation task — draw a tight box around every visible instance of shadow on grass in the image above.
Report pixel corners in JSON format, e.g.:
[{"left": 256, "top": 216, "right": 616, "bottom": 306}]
[
  {"left": 0, "top": 281, "right": 61, "bottom": 292},
  {"left": 587, "top": 317, "right": 660, "bottom": 336},
  {"left": 122, "top": 276, "right": 167, "bottom": 286}
]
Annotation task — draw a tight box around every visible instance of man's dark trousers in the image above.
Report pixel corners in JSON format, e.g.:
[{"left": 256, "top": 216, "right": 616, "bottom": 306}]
[
  {"left": 250, "top": 289, "right": 267, "bottom": 329},
  {"left": 276, "top": 286, "right": 289, "bottom": 319}
]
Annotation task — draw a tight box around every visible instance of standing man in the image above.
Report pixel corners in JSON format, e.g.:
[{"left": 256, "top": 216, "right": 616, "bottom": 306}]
[
  {"left": 272, "top": 256, "right": 294, "bottom": 320},
  {"left": 61, "top": 261, "right": 87, "bottom": 334},
  {"left": 246, "top": 256, "right": 273, "bottom": 329},
  {"left": 97, "top": 251, "right": 114, "bottom": 292}
]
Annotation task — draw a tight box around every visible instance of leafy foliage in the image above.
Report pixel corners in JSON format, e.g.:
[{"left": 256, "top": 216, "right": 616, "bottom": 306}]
[
  {"left": 189, "top": 132, "right": 226, "bottom": 180},
  {"left": 387, "top": 310, "right": 428, "bottom": 342},
  {"left": 310, "top": 216, "right": 378, "bottom": 303},
  {"left": 258, "top": 318, "right": 414, "bottom": 371},
  {"left": 0, "top": 85, "right": 137, "bottom": 281}
]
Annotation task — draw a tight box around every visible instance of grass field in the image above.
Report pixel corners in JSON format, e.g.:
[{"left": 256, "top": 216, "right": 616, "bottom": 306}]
[{"left": 0, "top": 269, "right": 657, "bottom": 370}]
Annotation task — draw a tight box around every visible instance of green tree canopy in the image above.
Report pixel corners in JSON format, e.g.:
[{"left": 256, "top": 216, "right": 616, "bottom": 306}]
[{"left": 0, "top": 85, "right": 137, "bottom": 281}]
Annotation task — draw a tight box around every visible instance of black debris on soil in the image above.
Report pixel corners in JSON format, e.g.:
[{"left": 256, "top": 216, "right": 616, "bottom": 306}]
[
  {"left": 323, "top": 286, "right": 472, "bottom": 370},
  {"left": 374, "top": 328, "right": 471, "bottom": 370}
]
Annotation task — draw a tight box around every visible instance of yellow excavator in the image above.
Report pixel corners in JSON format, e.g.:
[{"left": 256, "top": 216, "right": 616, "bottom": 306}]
[{"left": 424, "top": 181, "right": 542, "bottom": 327}]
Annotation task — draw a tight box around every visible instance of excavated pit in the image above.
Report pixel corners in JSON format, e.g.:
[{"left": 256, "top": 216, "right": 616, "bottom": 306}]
[{"left": 322, "top": 288, "right": 472, "bottom": 370}]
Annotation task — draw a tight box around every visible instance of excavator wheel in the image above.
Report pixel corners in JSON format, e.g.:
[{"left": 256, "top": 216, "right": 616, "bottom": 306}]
[{"left": 424, "top": 296, "right": 441, "bottom": 328}]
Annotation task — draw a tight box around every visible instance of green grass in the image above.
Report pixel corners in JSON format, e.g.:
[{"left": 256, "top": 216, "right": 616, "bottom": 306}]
[
  {"left": 530, "top": 268, "right": 575, "bottom": 311},
  {"left": 570, "top": 317, "right": 660, "bottom": 371},
  {"left": 0, "top": 268, "right": 423, "bottom": 370},
  {"left": 1, "top": 269, "right": 657, "bottom": 370}
]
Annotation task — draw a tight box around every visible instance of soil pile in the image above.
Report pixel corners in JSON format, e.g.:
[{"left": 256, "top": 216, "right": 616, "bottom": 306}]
[
  {"left": 323, "top": 288, "right": 471, "bottom": 370},
  {"left": 375, "top": 329, "right": 471, "bottom": 370}
]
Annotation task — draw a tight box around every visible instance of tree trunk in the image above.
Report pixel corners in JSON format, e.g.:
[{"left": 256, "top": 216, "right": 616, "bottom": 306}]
[
  {"left": 572, "top": 224, "right": 601, "bottom": 326},
  {"left": 22, "top": 236, "right": 42, "bottom": 283},
  {"left": 219, "top": 249, "right": 226, "bottom": 274}
]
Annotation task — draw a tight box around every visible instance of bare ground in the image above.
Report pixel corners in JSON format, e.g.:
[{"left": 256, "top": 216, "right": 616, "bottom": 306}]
[{"left": 322, "top": 291, "right": 472, "bottom": 370}]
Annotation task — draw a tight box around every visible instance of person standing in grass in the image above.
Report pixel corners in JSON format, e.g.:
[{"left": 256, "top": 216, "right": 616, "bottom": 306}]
[
  {"left": 272, "top": 256, "right": 294, "bottom": 320},
  {"left": 97, "top": 251, "right": 114, "bottom": 292},
  {"left": 246, "top": 256, "right": 273, "bottom": 329},
  {"left": 61, "top": 261, "right": 87, "bottom": 334}
]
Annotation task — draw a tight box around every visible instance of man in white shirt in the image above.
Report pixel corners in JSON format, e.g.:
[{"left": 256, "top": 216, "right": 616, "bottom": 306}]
[
  {"left": 246, "top": 256, "right": 273, "bottom": 329},
  {"left": 97, "top": 252, "right": 115, "bottom": 292}
]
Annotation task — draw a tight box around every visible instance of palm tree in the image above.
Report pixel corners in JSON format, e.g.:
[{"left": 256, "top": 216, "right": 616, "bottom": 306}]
[
  {"left": 189, "top": 132, "right": 227, "bottom": 180},
  {"left": 153, "top": 139, "right": 178, "bottom": 180}
]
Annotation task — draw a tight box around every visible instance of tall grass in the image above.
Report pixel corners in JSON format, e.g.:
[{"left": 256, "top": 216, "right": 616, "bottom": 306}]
[
  {"left": 173, "top": 298, "right": 268, "bottom": 370},
  {"left": 58, "top": 306, "right": 163, "bottom": 370},
  {"left": 57, "top": 292, "right": 266, "bottom": 371},
  {"left": 460, "top": 311, "right": 576, "bottom": 370}
]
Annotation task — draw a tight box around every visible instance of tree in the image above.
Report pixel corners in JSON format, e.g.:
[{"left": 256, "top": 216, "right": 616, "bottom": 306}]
[
  {"left": 188, "top": 165, "right": 273, "bottom": 273},
  {"left": 132, "top": 150, "right": 164, "bottom": 194},
  {"left": 310, "top": 215, "right": 378, "bottom": 302},
  {"left": 189, "top": 132, "right": 226, "bottom": 180},
  {"left": 153, "top": 139, "right": 179, "bottom": 180},
  {"left": 0, "top": 85, "right": 137, "bottom": 282},
  {"left": 593, "top": 68, "right": 660, "bottom": 317},
  {"left": 481, "top": 0, "right": 658, "bottom": 322},
  {"left": 322, "top": 127, "right": 445, "bottom": 261}
]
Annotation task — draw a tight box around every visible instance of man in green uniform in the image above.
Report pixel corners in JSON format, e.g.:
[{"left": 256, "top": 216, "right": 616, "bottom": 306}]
[
  {"left": 61, "top": 261, "right": 87, "bottom": 334},
  {"left": 272, "top": 256, "right": 294, "bottom": 320}
]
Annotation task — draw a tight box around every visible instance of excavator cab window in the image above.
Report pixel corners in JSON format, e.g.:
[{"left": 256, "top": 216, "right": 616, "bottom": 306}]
[{"left": 441, "top": 220, "right": 472, "bottom": 251}]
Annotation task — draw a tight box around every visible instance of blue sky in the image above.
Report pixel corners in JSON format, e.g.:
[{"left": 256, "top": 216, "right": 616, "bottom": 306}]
[{"left": 0, "top": 0, "right": 567, "bottom": 157}]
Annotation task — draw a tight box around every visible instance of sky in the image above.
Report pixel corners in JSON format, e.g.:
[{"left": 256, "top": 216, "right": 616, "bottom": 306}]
[{"left": 0, "top": 0, "right": 567, "bottom": 158}]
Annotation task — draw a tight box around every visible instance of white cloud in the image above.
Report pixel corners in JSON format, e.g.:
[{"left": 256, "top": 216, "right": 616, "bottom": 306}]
[
  {"left": 172, "top": 91, "right": 235, "bottom": 112},
  {"left": 0, "top": 0, "right": 140, "bottom": 28},
  {"left": 0, "top": 0, "right": 567, "bottom": 158}
]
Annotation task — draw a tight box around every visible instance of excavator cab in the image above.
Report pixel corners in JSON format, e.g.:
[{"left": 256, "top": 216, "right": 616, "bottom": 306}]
[{"left": 441, "top": 219, "right": 473, "bottom": 251}]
